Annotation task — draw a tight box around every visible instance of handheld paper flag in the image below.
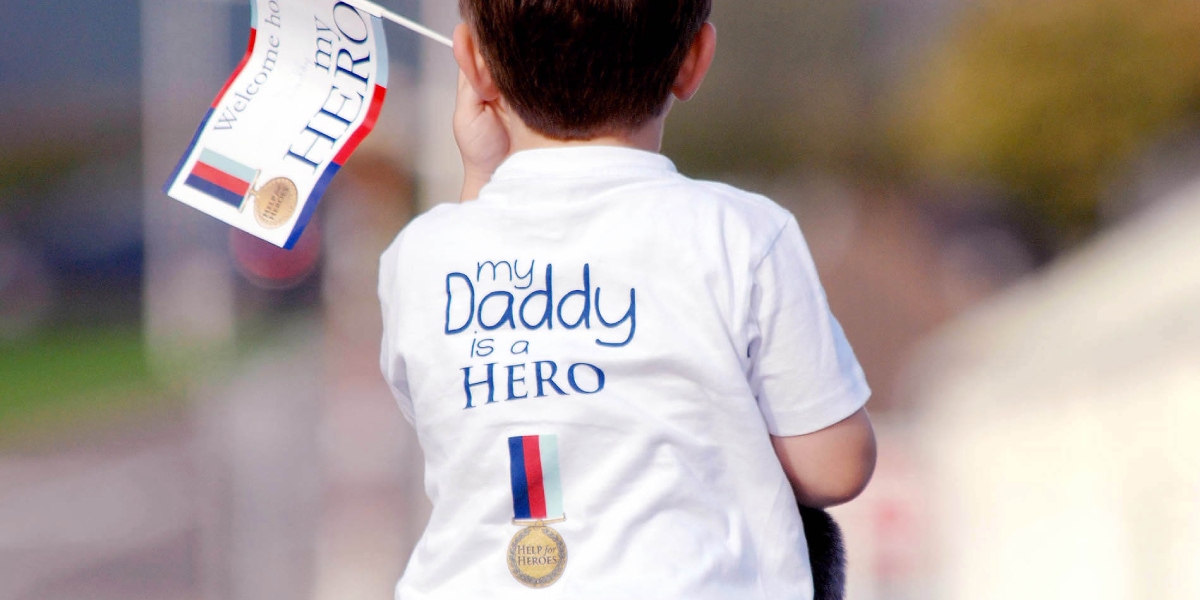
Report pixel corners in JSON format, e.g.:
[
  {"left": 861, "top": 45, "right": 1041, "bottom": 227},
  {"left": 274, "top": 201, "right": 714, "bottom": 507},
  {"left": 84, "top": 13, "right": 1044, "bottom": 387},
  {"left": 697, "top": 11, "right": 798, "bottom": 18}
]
[{"left": 165, "top": 0, "right": 390, "bottom": 249}]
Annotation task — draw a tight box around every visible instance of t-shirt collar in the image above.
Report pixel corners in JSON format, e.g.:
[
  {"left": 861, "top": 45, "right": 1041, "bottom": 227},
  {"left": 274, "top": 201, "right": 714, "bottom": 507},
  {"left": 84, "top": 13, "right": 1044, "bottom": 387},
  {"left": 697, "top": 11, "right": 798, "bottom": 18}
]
[{"left": 488, "top": 145, "right": 678, "bottom": 182}]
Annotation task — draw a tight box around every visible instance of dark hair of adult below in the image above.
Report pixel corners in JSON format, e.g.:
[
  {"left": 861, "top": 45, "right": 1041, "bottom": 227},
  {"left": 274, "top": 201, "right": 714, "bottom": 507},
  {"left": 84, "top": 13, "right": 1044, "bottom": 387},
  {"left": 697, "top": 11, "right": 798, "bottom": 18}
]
[{"left": 459, "top": 0, "right": 713, "bottom": 140}]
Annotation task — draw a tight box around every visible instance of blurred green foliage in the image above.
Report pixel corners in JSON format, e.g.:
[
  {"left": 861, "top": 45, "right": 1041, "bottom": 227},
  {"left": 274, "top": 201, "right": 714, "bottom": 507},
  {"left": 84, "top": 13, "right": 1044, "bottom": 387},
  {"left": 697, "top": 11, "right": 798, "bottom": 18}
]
[
  {"left": 896, "top": 0, "right": 1200, "bottom": 241},
  {"left": 667, "top": 0, "right": 872, "bottom": 177},
  {"left": 0, "top": 327, "right": 173, "bottom": 444}
]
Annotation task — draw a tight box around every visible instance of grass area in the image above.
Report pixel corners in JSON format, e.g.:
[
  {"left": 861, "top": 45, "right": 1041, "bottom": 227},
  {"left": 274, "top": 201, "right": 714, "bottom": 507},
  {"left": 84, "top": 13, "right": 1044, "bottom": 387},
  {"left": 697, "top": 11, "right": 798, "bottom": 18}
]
[
  {"left": 0, "top": 315, "right": 319, "bottom": 446},
  {"left": 0, "top": 326, "right": 176, "bottom": 443}
]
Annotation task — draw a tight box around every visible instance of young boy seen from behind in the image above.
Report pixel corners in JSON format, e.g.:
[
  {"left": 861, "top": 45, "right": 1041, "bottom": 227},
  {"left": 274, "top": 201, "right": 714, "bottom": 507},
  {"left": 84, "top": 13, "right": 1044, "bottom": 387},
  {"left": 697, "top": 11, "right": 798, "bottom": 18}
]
[{"left": 378, "top": 1, "right": 876, "bottom": 598}]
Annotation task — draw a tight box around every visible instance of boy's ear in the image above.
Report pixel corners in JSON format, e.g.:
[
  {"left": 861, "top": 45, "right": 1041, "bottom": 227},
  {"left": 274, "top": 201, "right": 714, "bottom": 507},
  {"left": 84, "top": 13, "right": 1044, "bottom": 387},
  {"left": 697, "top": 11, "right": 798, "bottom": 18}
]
[
  {"left": 453, "top": 23, "right": 501, "bottom": 102},
  {"left": 672, "top": 22, "right": 717, "bottom": 102}
]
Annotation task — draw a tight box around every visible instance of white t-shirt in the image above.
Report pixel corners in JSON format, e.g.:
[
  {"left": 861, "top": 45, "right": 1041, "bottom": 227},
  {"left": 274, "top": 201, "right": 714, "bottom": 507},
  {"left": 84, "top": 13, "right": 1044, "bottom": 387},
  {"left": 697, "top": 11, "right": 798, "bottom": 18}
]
[{"left": 378, "top": 146, "right": 869, "bottom": 600}]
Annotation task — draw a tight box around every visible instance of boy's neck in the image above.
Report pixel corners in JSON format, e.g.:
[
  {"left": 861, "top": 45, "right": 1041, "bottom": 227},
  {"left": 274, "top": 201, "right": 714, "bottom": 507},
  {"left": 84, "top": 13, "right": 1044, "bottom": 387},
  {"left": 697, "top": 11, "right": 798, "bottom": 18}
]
[
  {"left": 460, "top": 102, "right": 673, "bottom": 202},
  {"left": 505, "top": 111, "right": 668, "bottom": 155}
]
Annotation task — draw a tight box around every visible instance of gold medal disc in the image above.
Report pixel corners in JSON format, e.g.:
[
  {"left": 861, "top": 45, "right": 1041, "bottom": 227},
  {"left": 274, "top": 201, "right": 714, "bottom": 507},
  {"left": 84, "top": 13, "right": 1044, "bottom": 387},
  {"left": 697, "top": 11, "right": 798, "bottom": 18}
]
[
  {"left": 507, "top": 524, "right": 567, "bottom": 588},
  {"left": 253, "top": 177, "right": 298, "bottom": 229}
]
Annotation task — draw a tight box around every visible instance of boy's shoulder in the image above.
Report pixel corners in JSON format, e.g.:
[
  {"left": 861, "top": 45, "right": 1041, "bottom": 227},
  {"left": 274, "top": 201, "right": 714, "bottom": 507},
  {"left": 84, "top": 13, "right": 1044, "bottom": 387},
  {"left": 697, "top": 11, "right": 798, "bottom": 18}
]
[
  {"left": 659, "top": 175, "right": 800, "bottom": 250},
  {"left": 687, "top": 177, "right": 795, "bottom": 224}
]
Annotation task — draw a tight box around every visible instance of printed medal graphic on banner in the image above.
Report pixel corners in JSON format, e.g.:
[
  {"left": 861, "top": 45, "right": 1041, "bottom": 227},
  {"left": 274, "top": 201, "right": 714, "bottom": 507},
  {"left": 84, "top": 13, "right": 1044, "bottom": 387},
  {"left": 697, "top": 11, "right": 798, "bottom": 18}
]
[
  {"left": 507, "top": 434, "right": 568, "bottom": 588},
  {"left": 164, "top": 0, "right": 389, "bottom": 249}
]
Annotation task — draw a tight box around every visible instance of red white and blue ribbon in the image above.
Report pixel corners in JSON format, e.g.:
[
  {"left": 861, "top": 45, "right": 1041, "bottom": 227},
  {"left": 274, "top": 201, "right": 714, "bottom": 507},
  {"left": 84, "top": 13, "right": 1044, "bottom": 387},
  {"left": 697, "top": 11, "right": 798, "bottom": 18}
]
[{"left": 509, "top": 435, "right": 564, "bottom": 522}]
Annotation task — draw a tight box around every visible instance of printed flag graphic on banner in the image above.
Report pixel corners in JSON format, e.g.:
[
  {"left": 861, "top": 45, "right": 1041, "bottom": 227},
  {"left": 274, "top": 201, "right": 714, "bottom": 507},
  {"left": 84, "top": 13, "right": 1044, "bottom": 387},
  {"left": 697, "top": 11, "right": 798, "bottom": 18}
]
[
  {"left": 165, "top": 0, "right": 389, "bottom": 249},
  {"left": 186, "top": 149, "right": 260, "bottom": 208}
]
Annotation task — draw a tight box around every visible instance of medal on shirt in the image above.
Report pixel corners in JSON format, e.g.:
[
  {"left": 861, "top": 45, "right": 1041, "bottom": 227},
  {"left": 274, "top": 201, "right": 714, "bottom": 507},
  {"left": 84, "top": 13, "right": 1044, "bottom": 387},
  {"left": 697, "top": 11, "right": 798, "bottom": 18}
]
[{"left": 507, "top": 435, "right": 567, "bottom": 588}]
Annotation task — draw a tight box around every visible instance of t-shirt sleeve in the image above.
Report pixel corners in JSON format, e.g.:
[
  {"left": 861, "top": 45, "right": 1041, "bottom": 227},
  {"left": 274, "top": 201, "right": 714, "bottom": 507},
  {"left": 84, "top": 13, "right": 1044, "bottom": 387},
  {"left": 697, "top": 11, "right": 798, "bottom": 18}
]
[
  {"left": 747, "top": 215, "right": 870, "bottom": 436},
  {"left": 378, "top": 241, "right": 416, "bottom": 425}
]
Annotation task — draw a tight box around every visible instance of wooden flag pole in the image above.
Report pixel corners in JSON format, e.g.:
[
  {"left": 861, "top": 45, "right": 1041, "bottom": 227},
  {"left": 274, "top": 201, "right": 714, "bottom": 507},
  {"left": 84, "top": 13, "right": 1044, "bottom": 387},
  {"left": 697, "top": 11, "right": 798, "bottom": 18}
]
[{"left": 344, "top": 0, "right": 454, "bottom": 48}]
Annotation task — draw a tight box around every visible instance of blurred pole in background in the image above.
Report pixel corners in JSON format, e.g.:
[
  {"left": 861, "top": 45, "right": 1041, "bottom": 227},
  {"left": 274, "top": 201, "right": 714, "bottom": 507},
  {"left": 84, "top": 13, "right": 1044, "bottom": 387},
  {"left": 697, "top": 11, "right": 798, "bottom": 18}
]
[
  {"left": 142, "top": 3, "right": 323, "bottom": 600},
  {"left": 193, "top": 340, "right": 322, "bottom": 600},
  {"left": 416, "top": 0, "right": 460, "bottom": 211},
  {"left": 141, "top": 2, "right": 233, "bottom": 597},
  {"left": 140, "top": 3, "right": 241, "bottom": 597},
  {"left": 141, "top": 0, "right": 236, "bottom": 367}
]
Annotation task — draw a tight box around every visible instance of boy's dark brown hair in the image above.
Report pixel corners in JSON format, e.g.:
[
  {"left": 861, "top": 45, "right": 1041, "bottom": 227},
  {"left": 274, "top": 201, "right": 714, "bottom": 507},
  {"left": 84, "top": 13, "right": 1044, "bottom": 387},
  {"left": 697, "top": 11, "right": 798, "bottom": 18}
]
[{"left": 459, "top": 0, "right": 713, "bottom": 140}]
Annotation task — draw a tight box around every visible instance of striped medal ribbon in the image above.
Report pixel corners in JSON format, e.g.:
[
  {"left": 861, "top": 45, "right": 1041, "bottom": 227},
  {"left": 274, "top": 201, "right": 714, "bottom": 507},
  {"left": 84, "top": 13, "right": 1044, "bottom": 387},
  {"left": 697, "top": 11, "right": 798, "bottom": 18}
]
[{"left": 506, "top": 434, "right": 568, "bottom": 588}]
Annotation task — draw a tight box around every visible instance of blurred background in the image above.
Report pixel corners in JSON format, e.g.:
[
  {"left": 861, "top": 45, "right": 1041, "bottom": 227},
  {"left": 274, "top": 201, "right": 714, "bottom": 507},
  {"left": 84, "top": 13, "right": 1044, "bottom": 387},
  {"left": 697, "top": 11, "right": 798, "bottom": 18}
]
[{"left": 1, "top": 0, "right": 1197, "bottom": 598}]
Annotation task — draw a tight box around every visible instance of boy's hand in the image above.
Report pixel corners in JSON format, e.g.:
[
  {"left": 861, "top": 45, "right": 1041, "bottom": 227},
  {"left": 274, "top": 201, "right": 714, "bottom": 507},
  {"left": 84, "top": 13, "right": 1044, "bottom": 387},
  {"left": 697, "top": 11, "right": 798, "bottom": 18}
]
[{"left": 454, "top": 70, "right": 510, "bottom": 202}]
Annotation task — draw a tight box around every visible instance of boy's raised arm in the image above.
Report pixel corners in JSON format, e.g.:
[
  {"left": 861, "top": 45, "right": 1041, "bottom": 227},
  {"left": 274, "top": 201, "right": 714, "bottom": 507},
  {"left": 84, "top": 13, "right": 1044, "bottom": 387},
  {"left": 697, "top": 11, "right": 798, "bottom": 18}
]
[{"left": 771, "top": 408, "right": 877, "bottom": 508}]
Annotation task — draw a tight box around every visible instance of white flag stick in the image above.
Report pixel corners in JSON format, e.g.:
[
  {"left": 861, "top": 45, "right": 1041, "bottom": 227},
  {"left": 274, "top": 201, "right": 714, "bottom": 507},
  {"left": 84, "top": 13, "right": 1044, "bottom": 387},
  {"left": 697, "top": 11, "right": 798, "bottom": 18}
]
[{"left": 343, "top": 0, "right": 454, "bottom": 48}]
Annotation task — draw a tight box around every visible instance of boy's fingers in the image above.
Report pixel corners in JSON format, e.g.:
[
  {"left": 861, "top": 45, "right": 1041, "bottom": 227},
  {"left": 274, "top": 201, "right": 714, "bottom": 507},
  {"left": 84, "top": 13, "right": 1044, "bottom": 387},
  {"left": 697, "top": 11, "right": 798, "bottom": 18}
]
[
  {"left": 454, "top": 71, "right": 475, "bottom": 135},
  {"left": 457, "top": 69, "right": 470, "bottom": 96},
  {"left": 455, "top": 71, "right": 470, "bottom": 113},
  {"left": 456, "top": 70, "right": 484, "bottom": 114}
]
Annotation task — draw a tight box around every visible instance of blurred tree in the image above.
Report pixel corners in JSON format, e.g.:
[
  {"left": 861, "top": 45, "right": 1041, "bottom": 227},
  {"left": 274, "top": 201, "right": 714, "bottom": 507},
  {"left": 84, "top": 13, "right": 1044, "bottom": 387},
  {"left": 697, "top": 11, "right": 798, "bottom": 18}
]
[
  {"left": 896, "top": 0, "right": 1200, "bottom": 244},
  {"left": 666, "top": 0, "right": 873, "bottom": 177}
]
